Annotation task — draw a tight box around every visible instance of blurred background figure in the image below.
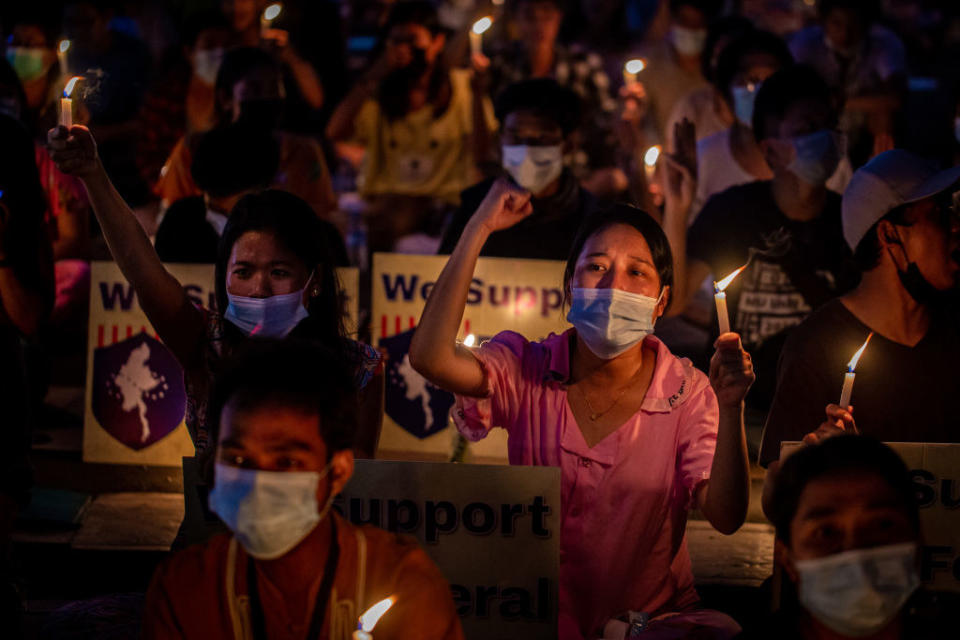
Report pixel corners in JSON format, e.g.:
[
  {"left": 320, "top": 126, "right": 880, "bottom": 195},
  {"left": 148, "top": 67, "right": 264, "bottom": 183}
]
[
  {"left": 155, "top": 47, "right": 336, "bottom": 219},
  {"left": 326, "top": 0, "right": 496, "bottom": 254}
]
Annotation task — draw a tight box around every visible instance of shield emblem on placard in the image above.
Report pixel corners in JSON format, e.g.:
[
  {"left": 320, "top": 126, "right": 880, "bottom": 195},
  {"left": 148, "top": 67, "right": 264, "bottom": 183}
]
[
  {"left": 379, "top": 329, "right": 455, "bottom": 440},
  {"left": 91, "top": 333, "right": 186, "bottom": 450}
]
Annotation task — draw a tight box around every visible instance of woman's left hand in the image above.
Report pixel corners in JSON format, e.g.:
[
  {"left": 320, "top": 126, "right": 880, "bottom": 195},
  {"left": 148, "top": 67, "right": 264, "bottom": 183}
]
[{"left": 709, "top": 333, "right": 755, "bottom": 407}]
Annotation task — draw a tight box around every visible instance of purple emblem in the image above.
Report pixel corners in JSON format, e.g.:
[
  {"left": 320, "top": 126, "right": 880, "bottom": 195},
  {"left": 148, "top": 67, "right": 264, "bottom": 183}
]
[{"left": 92, "top": 333, "right": 186, "bottom": 450}]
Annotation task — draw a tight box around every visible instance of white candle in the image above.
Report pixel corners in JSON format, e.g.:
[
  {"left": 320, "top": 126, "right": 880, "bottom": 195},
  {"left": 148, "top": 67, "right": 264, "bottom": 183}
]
[
  {"left": 60, "top": 76, "right": 81, "bottom": 129},
  {"left": 261, "top": 3, "right": 282, "bottom": 35},
  {"left": 470, "top": 17, "right": 492, "bottom": 56},
  {"left": 837, "top": 333, "right": 873, "bottom": 409},
  {"left": 352, "top": 632, "right": 372, "bottom": 640},
  {"left": 58, "top": 39, "right": 71, "bottom": 75},
  {"left": 622, "top": 58, "right": 645, "bottom": 86},
  {"left": 714, "top": 290, "right": 729, "bottom": 335},
  {"left": 838, "top": 371, "right": 855, "bottom": 409},
  {"left": 643, "top": 145, "right": 660, "bottom": 181}
]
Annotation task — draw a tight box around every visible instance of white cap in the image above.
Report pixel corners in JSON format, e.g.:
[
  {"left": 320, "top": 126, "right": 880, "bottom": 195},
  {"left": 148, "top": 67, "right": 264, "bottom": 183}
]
[{"left": 841, "top": 150, "right": 960, "bottom": 251}]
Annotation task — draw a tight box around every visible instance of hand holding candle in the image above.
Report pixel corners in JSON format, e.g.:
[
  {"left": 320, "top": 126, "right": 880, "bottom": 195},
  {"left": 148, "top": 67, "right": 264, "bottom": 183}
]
[
  {"left": 353, "top": 597, "right": 395, "bottom": 640},
  {"left": 714, "top": 264, "right": 747, "bottom": 335},
  {"left": 60, "top": 76, "right": 82, "bottom": 129},
  {"left": 470, "top": 16, "right": 493, "bottom": 56},
  {"left": 838, "top": 332, "right": 873, "bottom": 409}
]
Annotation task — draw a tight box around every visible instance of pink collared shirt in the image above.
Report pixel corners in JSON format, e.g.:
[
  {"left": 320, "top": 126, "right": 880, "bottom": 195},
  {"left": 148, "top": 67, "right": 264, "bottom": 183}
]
[{"left": 454, "top": 330, "right": 719, "bottom": 639}]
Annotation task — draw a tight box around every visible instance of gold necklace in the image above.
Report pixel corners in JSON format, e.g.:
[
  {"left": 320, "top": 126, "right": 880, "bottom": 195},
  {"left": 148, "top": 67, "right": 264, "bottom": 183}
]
[{"left": 574, "top": 362, "right": 647, "bottom": 421}]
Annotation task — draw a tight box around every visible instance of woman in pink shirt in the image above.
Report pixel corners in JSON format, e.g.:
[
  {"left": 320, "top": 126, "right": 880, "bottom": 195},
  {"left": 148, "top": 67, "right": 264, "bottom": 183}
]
[{"left": 411, "top": 179, "right": 755, "bottom": 639}]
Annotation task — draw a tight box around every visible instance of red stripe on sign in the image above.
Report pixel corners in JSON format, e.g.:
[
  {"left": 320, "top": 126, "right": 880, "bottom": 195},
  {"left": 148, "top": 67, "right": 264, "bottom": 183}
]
[
  {"left": 126, "top": 326, "right": 133, "bottom": 338},
  {"left": 98, "top": 325, "right": 104, "bottom": 348},
  {"left": 409, "top": 316, "right": 415, "bottom": 329},
  {"left": 111, "top": 325, "right": 118, "bottom": 344},
  {"left": 464, "top": 319, "right": 471, "bottom": 335},
  {"left": 394, "top": 316, "right": 401, "bottom": 336},
  {"left": 381, "top": 315, "right": 387, "bottom": 340}
]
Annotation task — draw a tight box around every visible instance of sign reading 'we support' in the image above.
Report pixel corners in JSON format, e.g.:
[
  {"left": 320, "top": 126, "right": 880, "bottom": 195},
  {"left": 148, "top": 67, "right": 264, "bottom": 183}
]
[
  {"left": 84, "top": 261, "right": 359, "bottom": 467},
  {"left": 337, "top": 460, "right": 560, "bottom": 639},
  {"left": 371, "top": 253, "right": 570, "bottom": 463}
]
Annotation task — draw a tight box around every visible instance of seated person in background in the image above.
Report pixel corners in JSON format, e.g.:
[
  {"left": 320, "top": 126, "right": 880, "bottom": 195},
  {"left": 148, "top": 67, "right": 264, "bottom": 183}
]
[
  {"left": 789, "top": 0, "right": 906, "bottom": 166},
  {"left": 136, "top": 10, "right": 234, "bottom": 191},
  {"left": 663, "top": 15, "right": 752, "bottom": 153},
  {"left": 742, "top": 436, "right": 939, "bottom": 639},
  {"left": 155, "top": 123, "right": 280, "bottom": 263},
  {"left": 484, "top": 0, "right": 619, "bottom": 190},
  {"left": 413, "top": 182, "right": 755, "bottom": 639},
  {"left": 664, "top": 65, "right": 859, "bottom": 410},
  {"left": 634, "top": 0, "right": 717, "bottom": 141},
  {"left": 438, "top": 79, "right": 599, "bottom": 260},
  {"left": 155, "top": 47, "right": 336, "bottom": 218},
  {"left": 692, "top": 29, "right": 792, "bottom": 216},
  {"left": 759, "top": 150, "right": 960, "bottom": 514},
  {"left": 143, "top": 341, "right": 463, "bottom": 640},
  {"left": 326, "top": 1, "right": 496, "bottom": 206}
]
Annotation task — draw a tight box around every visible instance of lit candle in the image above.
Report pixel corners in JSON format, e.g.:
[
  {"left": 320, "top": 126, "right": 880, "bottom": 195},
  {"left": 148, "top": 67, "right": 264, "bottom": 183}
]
[
  {"left": 643, "top": 145, "right": 661, "bottom": 181},
  {"left": 470, "top": 17, "right": 493, "bottom": 56},
  {"left": 58, "top": 39, "right": 71, "bottom": 75},
  {"left": 713, "top": 264, "right": 747, "bottom": 335},
  {"left": 60, "top": 76, "right": 82, "bottom": 129},
  {"left": 622, "top": 58, "right": 645, "bottom": 86},
  {"left": 261, "top": 3, "right": 282, "bottom": 36},
  {"left": 463, "top": 333, "right": 476, "bottom": 348},
  {"left": 838, "top": 333, "right": 873, "bottom": 409},
  {"left": 352, "top": 597, "right": 395, "bottom": 640}
]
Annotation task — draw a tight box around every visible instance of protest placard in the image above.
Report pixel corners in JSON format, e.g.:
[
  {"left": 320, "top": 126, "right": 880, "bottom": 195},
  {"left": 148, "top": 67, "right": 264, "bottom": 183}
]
[
  {"left": 371, "top": 253, "right": 570, "bottom": 463},
  {"left": 781, "top": 441, "right": 960, "bottom": 593},
  {"left": 337, "top": 460, "right": 560, "bottom": 639},
  {"left": 83, "top": 261, "right": 359, "bottom": 466}
]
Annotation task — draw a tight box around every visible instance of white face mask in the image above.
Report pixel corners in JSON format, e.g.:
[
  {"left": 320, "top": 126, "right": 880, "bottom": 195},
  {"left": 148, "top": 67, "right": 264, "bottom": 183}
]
[
  {"left": 194, "top": 47, "right": 225, "bottom": 85},
  {"left": 502, "top": 144, "right": 564, "bottom": 195},
  {"left": 209, "top": 461, "right": 336, "bottom": 560},
  {"left": 796, "top": 542, "right": 920, "bottom": 638},
  {"left": 224, "top": 287, "right": 310, "bottom": 338},
  {"left": 670, "top": 25, "right": 707, "bottom": 57},
  {"left": 566, "top": 287, "right": 662, "bottom": 360},
  {"left": 731, "top": 84, "right": 759, "bottom": 127}
]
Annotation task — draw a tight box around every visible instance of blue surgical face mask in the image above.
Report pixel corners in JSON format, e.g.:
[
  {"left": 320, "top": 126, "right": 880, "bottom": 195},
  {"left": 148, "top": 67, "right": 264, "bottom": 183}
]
[
  {"left": 224, "top": 286, "right": 310, "bottom": 338},
  {"left": 193, "top": 47, "right": 224, "bottom": 85},
  {"left": 731, "top": 83, "right": 759, "bottom": 127},
  {"left": 5, "top": 46, "right": 50, "bottom": 82},
  {"left": 209, "top": 462, "right": 335, "bottom": 559},
  {"left": 566, "top": 287, "right": 662, "bottom": 360},
  {"left": 787, "top": 129, "right": 843, "bottom": 186},
  {"left": 670, "top": 25, "right": 707, "bottom": 57}
]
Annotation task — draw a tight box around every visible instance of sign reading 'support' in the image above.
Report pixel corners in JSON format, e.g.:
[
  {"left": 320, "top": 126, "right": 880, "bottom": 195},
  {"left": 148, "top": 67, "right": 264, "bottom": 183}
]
[{"left": 337, "top": 460, "right": 560, "bottom": 639}]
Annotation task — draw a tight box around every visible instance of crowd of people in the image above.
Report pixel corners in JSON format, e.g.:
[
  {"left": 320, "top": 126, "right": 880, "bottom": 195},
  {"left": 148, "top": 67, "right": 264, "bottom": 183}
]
[{"left": 2, "top": 0, "right": 960, "bottom": 638}]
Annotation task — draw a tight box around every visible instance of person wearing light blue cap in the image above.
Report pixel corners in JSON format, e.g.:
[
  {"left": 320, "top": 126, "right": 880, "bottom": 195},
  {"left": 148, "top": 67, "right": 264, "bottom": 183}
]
[{"left": 759, "top": 149, "right": 960, "bottom": 519}]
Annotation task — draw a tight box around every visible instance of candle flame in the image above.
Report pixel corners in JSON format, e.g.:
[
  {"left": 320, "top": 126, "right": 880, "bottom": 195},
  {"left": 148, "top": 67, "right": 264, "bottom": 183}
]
[
  {"left": 714, "top": 264, "right": 747, "bottom": 293},
  {"left": 463, "top": 334, "right": 476, "bottom": 347},
  {"left": 624, "top": 58, "right": 646, "bottom": 74},
  {"left": 472, "top": 16, "right": 493, "bottom": 35},
  {"left": 263, "top": 3, "right": 282, "bottom": 21},
  {"left": 643, "top": 145, "right": 661, "bottom": 168},
  {"left": 846, "top": 332, "right": 873, "bottom": 372},
  {"left": 63, "top": 76, "right": 82, "bottom": 98},
  {"left": 359, "top": 597, "right": 395, "bottom": 632},
  {"left": 59, "top": 39, "right": 71, "bottom": 54}
]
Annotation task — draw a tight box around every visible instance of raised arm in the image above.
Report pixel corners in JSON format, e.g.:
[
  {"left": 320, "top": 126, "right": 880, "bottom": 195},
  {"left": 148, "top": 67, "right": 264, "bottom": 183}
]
[
  {"left": 697, "top": 333, "right": 754, "bottom": 534},
  {"left": 409, "top": 179, "right": 532, "bottom": 395},
  {"left": 47, "top": 126, "right": 204, "bottom": 364}
]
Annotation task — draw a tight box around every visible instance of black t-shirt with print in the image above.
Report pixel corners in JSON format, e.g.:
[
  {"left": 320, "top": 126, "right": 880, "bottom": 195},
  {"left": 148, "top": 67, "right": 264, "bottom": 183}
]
[
  {"left": 759, "top": 299, "right": 960, "bottom": 466},
  {"left": 688, "top": 181, "right": 859, "bottom": 408}
]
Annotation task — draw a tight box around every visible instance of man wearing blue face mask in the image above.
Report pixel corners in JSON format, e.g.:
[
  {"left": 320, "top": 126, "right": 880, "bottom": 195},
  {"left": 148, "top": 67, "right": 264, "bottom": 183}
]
[
  {"left": 665, "top": 65, "right": 860, "bottom": 411},
  {"left": 438, "top": 79, "right": 599, "bottom": 260},
  {"left": 143, "top": 341, "right": 463, "bottom": 640},
  {"left": 738, "top": 436, "right": 945, "bottom": 639}
]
